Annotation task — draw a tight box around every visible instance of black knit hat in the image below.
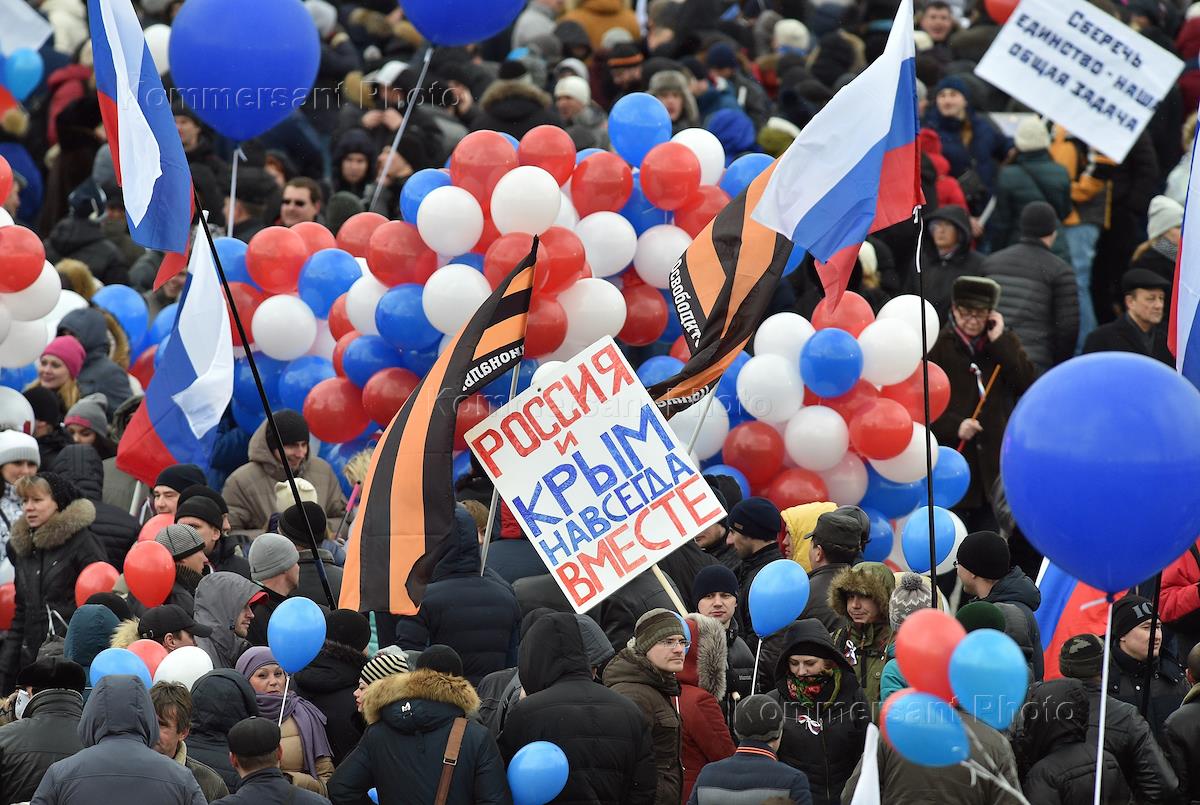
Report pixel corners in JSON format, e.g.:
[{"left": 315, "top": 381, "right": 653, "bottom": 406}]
[
  {"left": 326, "top": 609, "right": 371, "bottom": 652},
  {"left": 955, "top": 531, "right": 1010, "bottom": 580},
  {"left": 23, "top": 386, "right": 62, "bottom": 425},
  {"left": 1112, "top": 595, "right": 1156, "bottom": 639},
  {"left": 154, "top": 464, "right": 206, "bottom": 493},
  {"left": 727, "top": 497, "right": 782, "bottom": 543},
  {"left": 1019, "top": 201, "right": 1059, "bottom": 238},
  {"left": 734, "top": 694, "right": 784, "bottom": 742},
  {"left": 34, "top": 472, "right": 81, "bottom": 512},
  {"left": 16, "top": 657, "right": 86, "bottom": 692},
  {"left": 265, "top": 410, "right": 309, "bottom": 453},
  {"left": 279, "top": 502, "right": 327, "bottom": 544},
  {"left": 416, "top": 644, "right": 463, "bottom": 677},
  {"left": 1059, "top": 634, "right": 1105, "bottom": 679},
  {"left": 175, "top": 495, "right": 224, "bottom": 530},
  {"left": 178, "top": 484, "right": 229, "bottom": 515},
  {"left": 692, "top": 564, "right": 739, "bottom": 608}
]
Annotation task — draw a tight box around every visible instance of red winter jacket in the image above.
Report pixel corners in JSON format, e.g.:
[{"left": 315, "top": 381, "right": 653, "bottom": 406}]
[
  {"left": 919, "top": 128, "right": 969, "bottom": 211},
  {"left": 1159, "top": 540, "right": 1200, "bottom": 624},
  {"left": 679, "top": 615, "right": 735, "bottom": 803}
]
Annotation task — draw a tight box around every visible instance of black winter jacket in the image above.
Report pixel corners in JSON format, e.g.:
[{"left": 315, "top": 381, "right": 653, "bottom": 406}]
[
  {"left": 1164, "top": 684, "right": 1200, "bottom": 804},
  {"left": 657, "top": 541, "right": 717, "bottom": 610},
  {"left": 904, "top": 205, "right": 985, "bottom": 322},
  {"left": 1081, "top": 680, "right": 1177, "bottom": 803},
  {"left": 1082, "top": 314, "right": 1174, "bottom": 366},
  {"left": 208, "top": 767, "right": 328, "bottom": 804},
  {"left": 51, "top": 445, "right": 138, "bottom": 567},
  {"left": 980, "top": 567, "right": 1044, "bottom": 682},
  {"left": 1107, "top": 646, "right": 1188, "bottom": 740},
  {"left": 499, "top": 613, "right": 657, "bottom": 805},
  {"left": 187, "top": 670, "right": 260, "bottom": 792},
  {"left": 471, "top": 82, "right": 561, "bottom": 140},
  {"left": 0, "top": 688, "right": 85, "bottom": 802},
  {"left": 43, "top": 218, "right": 128, "bottom": 285},
  {"left": 294, "top": 640, "right": 368, "bottom": 765},
  {"left": 736, "top": 542, "right": 783, "bottom": 652}
]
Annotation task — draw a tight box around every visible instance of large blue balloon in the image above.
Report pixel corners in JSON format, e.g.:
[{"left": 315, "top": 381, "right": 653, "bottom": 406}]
[
  {"left": 376, "top": 285, "right": 441, "bottom": 352},
  {"left": 279, "top": 356, "right": 335, "bottom": 411},
  {"left": 901, "top": 505, "right": 955, "bottom": 573},
  {"left": 451, "top": 252, "right": 485, "bottom": 272},
  {"left": 748, "top": 559, "right": 811, "bottom": 637},
  {"left": 608, "top": 93, "right": 672, "bottom": 167},
  {"left": 299, "top": 249, "right": 361, "bottom": 318},
  {"left": 93, "top": 285, "right": 150, "bottom": 347},
  {"left": 146, "top": 303, "right": 179, "bottom": 348},
  {"left": 170, "top": 0, "right": 320, "bottom": 141},
  {"left": 507, "top": 741, "right": 569, "bottom": 805},
  {"left": 620, "top": 170, "right": 671, "bottom": 235},
  {"left": 4, "top": 48, "right": 43, "bottom": 102},
  {"left": 343, "top": 336, "right": 403, "bottom": 389},
  {"left": 1002, "top": 353, "right": 1200, "bottom": 592},
  {"left": 718, "top": 153, "right": 773, "bottom": 199},
  {"left": 267, "top": 597, "right": 327, "bottom": 673},
  {"left": 89, "top": 648, "right": 152, "bottom": 688},
  {"left": 636, "top": 355, "right": 684, "bottom": 387},
  {"left": 931, "top": 446, "right": 970, "bottom": 508},
  {"left": 704, "top": 464, "right": 750, "bottom": 499},
  {"left": 800, "top": 328, "right": 863, "bottom": 398},
  {"left": 214, "top": 237, "right": 255, "bottom": 287},
  {"left": 884, "top": 692, "right": 970, "bottom": 767},
  {"left": 401, "top": 168, "right": 452, "bottom": 223},
  {"left": 862, "top": 509, "right": 894, "bottom": 562},
  {"left": 402, "top": 0, "right": 523, "bottom": 45},
  {"left": 861, "top": 466, "right": 923, "bottom": 519},
  {"left": 949, "top": 629, "right": 1028, "bottom": 730}
]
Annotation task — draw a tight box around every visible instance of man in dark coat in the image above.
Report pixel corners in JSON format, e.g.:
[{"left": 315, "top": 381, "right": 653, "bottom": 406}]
[
  {"left": 149, "top": 682, "right": 230, "bottom": 802},
  {"left": 726, "top": 497, "right": 784, "bottom": 652},
  {"left": 186, "top": 670, "right": 260, "bottom": 793},
  {"left": 801, "top": 507, "right": 864, "bottom": 634},
  {"left": 293, "top": 609, "right": 370, "bottom": 765},
  {"left": 1082, "top": 268, "right": 1174, "bottom": 365},
  {"left": 499, "top": 613, "right": 657, "bottom": 804},
  {"left": 175, "top": 486, "right": 251, "bottom": 579},
  {"left": 905, "top": 204, "right": 985, "bottom": 322},
  {"left": 1107, "top": 595, "right": 1189, "bottom": 740},
  {"left": 471, "top": 61, "right": 562, "bottom": 138},
  {"left": 56, "top": 307, "right": 134, "bottom": 414},
  {"left": 51, "top": 444, "right": 138, "bottom": 567},
  {"left": 0, "top": 658, "right": 86, "bottom": 803},
  {"left": 956, "top": 531, "right": 1043, "bottom": 681},
  {"left": 1164, "top": 643, "right": 1200, "bottom": 804},
  {"left": 209, "top": 717, "right": 329, "bottom": 804},
  {"left": 692, "top": 565, "right": 754, "bottom": 708}
]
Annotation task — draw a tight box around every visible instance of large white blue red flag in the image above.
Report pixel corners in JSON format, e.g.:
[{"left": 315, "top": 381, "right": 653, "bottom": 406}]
[
  {"left": 751, "top": 0, "right": 923, "bottom": 308},
  {"left": 88, "top": 0, "right": 192, "bottom": 286},
  {"left": 117, "top": 222, "right": 233, "bottom": 485},
  {"left": 1171, "top": 121, "right": 1200, "bottom": 388}
]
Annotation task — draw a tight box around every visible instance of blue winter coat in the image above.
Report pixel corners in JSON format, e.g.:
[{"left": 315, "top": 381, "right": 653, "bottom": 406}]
[{"left": 922, "top": 108, "right": 1011, "bottom": 195}]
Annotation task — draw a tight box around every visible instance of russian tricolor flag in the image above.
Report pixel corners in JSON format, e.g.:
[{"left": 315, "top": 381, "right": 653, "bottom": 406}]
[
  {"left": 1036, "top": 561, "right": 1130, "bottom": 680},
  {"left": 1172, "top": 119, "right": 1200, "bottom": 388},
  {"left": 751, "top": 0, "right": 923, "bottom": 308},
  {"left": 88, "top": 0, "right": 192, "bottom": 285}
]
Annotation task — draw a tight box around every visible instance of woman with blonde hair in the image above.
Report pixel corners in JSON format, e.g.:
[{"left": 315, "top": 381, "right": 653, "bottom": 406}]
[{"left": 25, "top": 335, "right": 86, "bottom": 416}]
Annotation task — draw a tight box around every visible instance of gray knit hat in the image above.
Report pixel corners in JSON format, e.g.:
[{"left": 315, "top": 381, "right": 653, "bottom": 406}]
[
  {"left": 248, "top": 533, "right": 300, "bottom": 582},
  {"left": 888, "top": 572, "right": 932, "bottom": 631},
  {"left": 155, "top": 523, "right": 206, "bottom": 561},
  {"left": 0, "top": 430, "right": 39, "bottom": 468},
  {"left": 64, "top": 393, "right": 109, "bottom": 436},
  {"left": 734, "top": 694, "right": 784, "bottom": 742},
  {"left": 633, "top": 608, "right": 684, "bottom": 655},
  {"left": 359, "top": 650, "right": 410, "bottom": 685}
]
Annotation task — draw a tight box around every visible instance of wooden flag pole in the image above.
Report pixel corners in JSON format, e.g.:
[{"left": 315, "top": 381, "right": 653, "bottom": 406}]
[{"left": 956, "top": 365, "right": 1001, "bottom": 452}]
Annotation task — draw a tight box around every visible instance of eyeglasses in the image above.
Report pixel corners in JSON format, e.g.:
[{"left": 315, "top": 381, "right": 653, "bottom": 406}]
[
  {"left": 281, "top": 198, "right": 309, "bottom": 207},
  {"left": 657, "top": 638, "right": 690, "bottom": 650},
  {"left": 955, "top": 306, "right": 990, "bottom": 321}
]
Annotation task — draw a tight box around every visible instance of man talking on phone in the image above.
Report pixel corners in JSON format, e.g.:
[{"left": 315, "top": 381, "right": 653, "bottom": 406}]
[{"left": 927, "top": 277, "right": 1037, "bottom": 533}]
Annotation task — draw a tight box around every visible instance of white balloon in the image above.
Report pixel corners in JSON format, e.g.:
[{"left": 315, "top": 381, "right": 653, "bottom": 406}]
[
  {"left": 858, "top": 318, "right": 922, "bottom": 386},
  {"left": 422, "top": 264, "right": 492, "bottom": 334},
  {"left": 490, "top": 166, "right": 561, "bottom": 235},
  {"left": 531, "top": 360, "right": 564, "bottom": 387},
  {"left": 144, "top": 24, "right": 171, "bottom": 75},
  {"left": 557, "top": 278, "right": 627, "bottom": 345},
  {"left": 306, "top": 319, "right": 336, "bottom": 361},
  {"left": 671, "top": 128, "right": 726, "bottom": 186},
  {"left": 417, "top": 186, "right": 483, "bottom": 256},
  {"left": 0, "top": 301, "right": 10, "bottom": 345},
  {"left": 542, "top": 335, "right": 591, "bottom": 363},
  {"left": 869, "top": 423, "right": 940, "bottom": 483},
  {"left": 2, "top": 264, "right": 61, "bottom": 322},
  {"left": 0, "top": 320, "right": 49, "bottom": 368},
  {"left": 784, "top": 405, "right": 849, "bottom": 471},
  {"left": 935, "top": 510, "right": 969, "bottom": 574},
  {"left": 736, "top": 354, "right": 803, "bottom": 424},
  {"left": 668, "top": 393, "right": 730, "bottom": 460},
  {"left": 252, "top": 295, "right": 317, "bottom": 360},
  {"left": 878, "top": 294, "right": 940, "bottom": 352},
  {"left": 42, "top": 290, "right": 88, "bottom": 342},
  {"left": 554, "top": 191, "right": 579, "bottom": 229},
  {"left": 754, "top": 312, "right": 815, "bottom": 366},
  {"left": 346, "top": 274, "right": 387, "bottom": 335},
  {"left": 633, "top": 224, "right": 691, "bottom": 289},
  {"left": 576, "top": 212, "right": 637, "bottom": 278},
  {"left": 819, "top": 452, "right": 868, "bottom": 506},
  {"left": 438, "top": 332, "right": 454, "bottom": 354},
  {"left": 0, "top": 208, "right": 12, "bottom": 227},
  {"left": 153, "top": 646, "right": 214, "bottom": 690},
  {"left": 0, "top": 387, "right": 33, "bottom": 433}
]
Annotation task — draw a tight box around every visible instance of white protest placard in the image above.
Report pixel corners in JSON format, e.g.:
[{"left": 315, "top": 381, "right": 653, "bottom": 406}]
[
  {"left": 974, "top": 0, "right": 1182, "bottom": 162},
  {"left": 466, "top": 337, "right": 726, "bottom": 613}
]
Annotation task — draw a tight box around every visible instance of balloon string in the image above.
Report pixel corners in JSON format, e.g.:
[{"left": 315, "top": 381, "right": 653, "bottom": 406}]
[
  {"left": 370, "top": 47, "right": 435, "bottom": 211},
  {"left": 278, "top": 674, "right": 290, "bottom": 727},
  {"left": 1094, "top": 598, "right": 1114, "bottom": 805},
  {"left": 750, "top": 642, "right": 762, "bottom": 696},
  {"left": 960, "top": 759, "right": 1031, "bottom": 805},
  {"left": 913, "top": 204, "right": 938, "bottom": 608},
  {"left": 227, "top": 146, "right": 246, "bottom": 239}
]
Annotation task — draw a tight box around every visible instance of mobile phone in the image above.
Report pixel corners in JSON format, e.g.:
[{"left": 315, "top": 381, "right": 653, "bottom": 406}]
[{"left": 986, "top": 315, "right": 997, "bottom": 332}]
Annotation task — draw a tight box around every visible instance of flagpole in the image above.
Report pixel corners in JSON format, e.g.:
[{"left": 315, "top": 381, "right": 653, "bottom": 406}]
[
  {"left": 913, "top": 207, "right": 939, "bottom": 607},
  {"left": 370, "top": 47, "right": 434, "bottom": 211},
  {"left": 192, "top": 188, "right": 336, "bottom": 608},
  {"left": 227, "top": 146, "right": 245, "bottom": 239}
]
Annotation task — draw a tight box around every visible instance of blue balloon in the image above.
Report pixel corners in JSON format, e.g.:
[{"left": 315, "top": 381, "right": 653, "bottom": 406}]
[
  {"left": 748, "top": 559, "right": 811, "bottom": 637},
  {"left": 636, "top": 355, "right": 684, "bottom": 387},
  {"left": 498, "top": 132, "right": 521, "bottom": 150},
  {"left": 376, "top": 285, "right": 440, "bottom": 352},
  {"left": 800, "top": 328, "right": 863, "bottom": 398},
  {"left": 233, "top": 354, "right": 286, "bottom": 409},
  {"left": 949, "top": 629, "right": 1028, "bottom": 730},
  {"left": 576, "top": 147, "right": 604, "bottom": 164},
  {"left": 399, "top": 343, "right": 439, "bottom": 377},
  {"left": 608, "top": 93, "right": 672, "bottom": 167},
  {"left": 299, "top": 249, "right": 361, "bottom": 318},
  {"left": 931, "top": 446, "right": 970, "bottom": 508},
  {"left": 401, "top": 168, "right": 452, "bottom": 223},
  {"left": 862, "top": 509, "right": 894, "bottom": 562},
  {"left": 147, "top": 303, "right": 179, "bottom": 347},
  {"left": 402, "top": 0, "right": 523, "bottom": 45},
  {"left": 0, "top": 364, "right": 37, "bottom": 390},
  {"left": 89, "top": 648, "right": 152, "bottom": 688},
  {"left": 656, "top": 288, "right": 683, "bottom": 344},
  {"left": 4, "top": 48, "right": 43, "bottom": 102},
  {"left": 861, "top": 466, "right": 923, "bottom": 519},
  {"left": 450, "top": 252, "right": 485, "bottom": 272},
  {"left": 232, "top": 397, "right": 266, "bottom": 432},
  {"left": 170, "top": 0, "right": 320, "bottom": 140},
  {"left": 884, "top": 692, "right": 970, "bottom": 767},
  {"left": 93, "top": 285, "right": 150, "bottom": 347},
  {"left": 718, "top": 153, "right": 774, "bottom": 198},
  {"left": 507, "top": 741, "right": 569, "bottom": 805},
  {"left": 481, "top": 359, "right": 536, "bottom": 405},
  {"left": 704, "top": 464, "right": 750, "bottom": 499},
  {"left": 715, "top": 351, "right": 752, "bottom": 425},
  {"left": 343, "top": 336, "right": 403, "bottom": 389},
  {"left": 268, "top": 597, "right": 326, "bottom": 673},
  {"left": 901, "top": 506, "right": 955, "bottom": 573},
  {"left": 1002, "top": 353, "right": 1200, "bottom": 592},
  {"left": 214, "top": 237, "right": 255, "bottom": 287},
  {"left": 279, "top": 356, "right": 335, "bottom": 411},
  {"left": 620, "top": 170, "right": 671, "bottom": 235}
]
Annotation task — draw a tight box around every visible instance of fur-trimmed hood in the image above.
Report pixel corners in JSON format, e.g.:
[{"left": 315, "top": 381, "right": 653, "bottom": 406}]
[
  {"left": 111, "top": 617, "right": 141, "bottom": 649},
  {"left": 362, "top": 668, "right": 480, "bottom": 729},
  {"left": 8, "top": 498, "right": 96, "bottom": 557},
  {"left": 479, "top": 80, "right": 552, "bottom": 114},
  {"left": 679, "top": 613, "right": 726, "bottom": 700},
  {"left": 828, "top": 561, "right": 895, "bottom": 620}
]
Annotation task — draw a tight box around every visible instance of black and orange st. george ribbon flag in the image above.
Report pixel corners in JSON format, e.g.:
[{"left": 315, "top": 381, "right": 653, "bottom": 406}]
[
  {"left": 340, "top": 244, "right": 538, "bottom": 614},
  {"left": 647, "top": 161, "right": 792, "bottom": 418}
]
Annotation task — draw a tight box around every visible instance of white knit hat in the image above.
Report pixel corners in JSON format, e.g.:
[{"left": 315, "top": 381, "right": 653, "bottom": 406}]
[
  {"left": 1014, "top": 117, "right": 1050, "bottom": 152},
  {"left": 274, "top": 478, "right": 318, "bottom": 514},
  {"left": 773, "top": 19, "right": 810, "bottom": 52},
  {"left": 1147, "top": 195, "right": 1185, "bottom": 240},
  {"left": 554, "top": 76, "right": 591, "bottom": 106},
  {"left": 0, "top": 431, "right": 39, "bottom": 468}
]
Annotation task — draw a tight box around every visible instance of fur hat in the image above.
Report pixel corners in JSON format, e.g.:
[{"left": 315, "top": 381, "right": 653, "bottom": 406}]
[
  {"left": 829, "top": 562, "right": 896, "bottom": 622},
  {"left": 952, "top": 276, "right": 1001, "bottom": 310},
  {"left": 1014, "top": 117, "right": 1051, "bottom": 152},
  {"left": 16, "top": 657, "right": 86, "bottom": 692}
]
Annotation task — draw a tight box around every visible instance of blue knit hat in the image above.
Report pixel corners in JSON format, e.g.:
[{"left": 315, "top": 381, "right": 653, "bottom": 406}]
[{"left": 934, "top": 75, "right": 971, "bottom": 103}]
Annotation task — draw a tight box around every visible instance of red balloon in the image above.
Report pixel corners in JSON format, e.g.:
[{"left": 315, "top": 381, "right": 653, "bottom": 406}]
[
  {"left": 723, "top": 422, "right": 785, "bottom": 488},
  {"left": 818, "top": 379, "right": 880, "bottom": 422},
  {"left": 454, "top": 394, "right": 492, "bottom": 451},
  {"left": 0, "top": 226, "right": 45, "bottom": 293},
  {"left": 674, "top": 185, "right": 731, "bottom": 238},
  {"left": 450, "top": 130, "right": 519, "bottom": 207},
  {"left": 75, "top": 561, "right": 119, "bottom": 607},
  {"left": 811, "top": 291, "right": 875, "bottom": 337},
  {"left": 304, "top": 377, "right": 370, "bottom": 442},
  {"left": 571, "top": 152, "right": 634, "bottom": 217},
  {"left": 485, "top": 233, "right": 546, "bottom": 290},
  {"left": 124, "top": 541, "right": 176, "bottom": 608},
  {"left": 537, "top": 226, "right": 586, "bottom": 296},
  {"left": 0, "top": 584, "right": 13, "bottom": 630},
  {"left": 292, "top": 221, "right": 337, "bottom": 254},
  {"left": 332, "top": 331, "right": 360, "bottom": 377},
  {"left": 138, "top": 513, "right": 175, "bottom": 542},
  {"left": 524, "top": 297, "right": 567, "bottom": 358},
  {"left": 849, "top": 399, "right": 913, "bottom": 460},
  {"left": 518, "top": 125, "right": 576, "bottom": 186},
  {"left": 328, "top": 294, "right": 353, "bottom": 340},
  {"left": 336, "top": 212, "right": 388, "bottom": 258},
  {"left": 367, "top": 221, "right": 437, "bottom": 286},
  {"left": 226, "top": 282, "right": 265, "bottom": 347},
  {"left": 764, "top": 468, "right": 829, "bottom": 510},
  {"left": 984, "top": 0, "right": 1018, "bottom": 22},
  {"left": 895, "top": 608, "right": 966, "bottom": 702},
  {"left": 129, "top": 638, "right": 170, "bottom": 678},
  {"left": 639, "top": 142, "right": 701, "bottom": 211},
  {"left": 473, "top": 215, "right": 502, "bottom": 254},
  {"left": 130, "top": 347, "right": 156, "bottom": 389},
  {"left": 246, "top": 226, "right": 307, "bottom": 293},
  {"left": 362, "top": 366, "right": 420, "bottom": 426},
  {"left": 618, "top": 283, "right": 668, "bottom": 346},
  {"left": 0, "top": 155, "right": 12, "bottom": 207},
  {"left": 880, "top": 362, "right": 951, "bottom": 423},
  {"left": 668, "top": 335, "right": 690, "bottom": 361}
]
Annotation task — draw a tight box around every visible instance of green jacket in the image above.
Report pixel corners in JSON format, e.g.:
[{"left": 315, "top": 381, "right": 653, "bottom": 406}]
[{"left": 988, "top": 150, "right": 1073, "bottom": 263}]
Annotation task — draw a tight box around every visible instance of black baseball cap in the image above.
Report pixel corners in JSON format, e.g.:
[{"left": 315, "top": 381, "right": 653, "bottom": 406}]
[{"left": 139, "top": 604, "right": 213, "bottom": 640}]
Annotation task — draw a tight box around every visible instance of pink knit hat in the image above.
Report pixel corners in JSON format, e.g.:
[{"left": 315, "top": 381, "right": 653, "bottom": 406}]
[{"left": 41, "top": 336, "right": 86, "bottom": 378}]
